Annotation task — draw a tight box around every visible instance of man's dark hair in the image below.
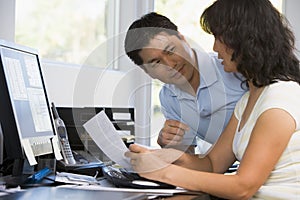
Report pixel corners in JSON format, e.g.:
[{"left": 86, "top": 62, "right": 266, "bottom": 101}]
[
  {"left": 200, "top": 0, "right": 300, "bottom": 87},
  {"left": 124, "top": 12, "right": 179, "bottom": 66}
]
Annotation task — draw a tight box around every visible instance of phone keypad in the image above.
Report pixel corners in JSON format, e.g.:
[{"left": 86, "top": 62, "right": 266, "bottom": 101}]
[{"left": 60, "top": 139, "right": 76, "bottom": 164}]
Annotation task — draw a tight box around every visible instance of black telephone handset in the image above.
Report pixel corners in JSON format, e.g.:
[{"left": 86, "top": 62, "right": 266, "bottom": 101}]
[{"left": 51, "top": 102, "right": 76, "bottom": 165}]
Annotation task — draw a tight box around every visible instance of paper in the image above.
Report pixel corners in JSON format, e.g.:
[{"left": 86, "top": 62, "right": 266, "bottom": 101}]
[
  {"left": 57, "top": 184, "right": 190, "bottom": 195},
  {"left": 51, "top": 135, "right": 63, "bottom": 160},
  {"left": 55, "top": 172, "right": 99, "bottom": 185},
  {"left": 21, "top": 139, "right": 37, "bottom": 165},
  {"left": 83, "top": 111, "right": 131, "bottom": 169},
  {"left": 0, "top": 186, "right": 23, "bottom": 197}
]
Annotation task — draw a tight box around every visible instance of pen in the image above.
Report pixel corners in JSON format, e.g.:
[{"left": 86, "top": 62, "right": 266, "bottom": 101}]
[{"left": 27, "top": 167, "right": 52, "bottom": 183}]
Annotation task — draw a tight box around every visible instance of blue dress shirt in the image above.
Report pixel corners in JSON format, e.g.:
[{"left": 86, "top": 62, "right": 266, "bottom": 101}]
[{"left": 159, "top": 49, "right": 246, "bottom": 146}]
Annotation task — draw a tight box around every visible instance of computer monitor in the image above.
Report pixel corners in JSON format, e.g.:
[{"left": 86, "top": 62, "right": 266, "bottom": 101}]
[{"left": 0, "top": 40, "right": 55, "bottom": 176}]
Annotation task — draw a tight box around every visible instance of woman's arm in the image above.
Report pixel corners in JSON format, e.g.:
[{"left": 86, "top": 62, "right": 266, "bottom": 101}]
[
  {"left": 150, "top": 108, "right": 296, "bottom": 199},
  {"left": 174, "top": 113, "right": 238, "bottom": 173},
  {"left": 126, "top": 113, "right": 239, "bottom": 174},
  {"left": 127, "top": 108, "right": 296, "bottom": 199}
]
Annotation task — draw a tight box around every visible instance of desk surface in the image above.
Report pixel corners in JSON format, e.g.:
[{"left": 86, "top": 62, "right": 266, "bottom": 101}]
[
  {"left": 0, "top": 175, "right": 219, "bottom": 200},
  {"left": 0, "top": 186, "right": 221, "bottom": 200},
  {"left": 1, "top": 187, "right": 221, "bottom": 200},
  {"left": 0, "top": 186, "right": 147, "bottom": 200}
]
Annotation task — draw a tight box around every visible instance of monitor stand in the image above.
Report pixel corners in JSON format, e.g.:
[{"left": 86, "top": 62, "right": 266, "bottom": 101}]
[
  {"left": 12, "top": 158, "right": 25, "bottom": 177},
  {"left": 0, "top": 158, "right": 56, "bottom": 189},
  {"left": 0, "top": 123, "right": 3, "bottom": 165},
  {"left": 1, "top": 158, "right": 29, "bottom": 188}
]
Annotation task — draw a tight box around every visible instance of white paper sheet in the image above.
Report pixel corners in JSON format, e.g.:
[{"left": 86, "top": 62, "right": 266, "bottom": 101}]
[
  {"left": 57, "top": 184, "right": 190, "bottom": 195},
  {"left": 21, "top": 139, "right": 37, "bottom": 165},
  {"left": 51, "top": 135, "right": 63, "bottom": 160},
  {"left": 83, "top": 110, "right": 132, "bottom": 169},
  {"left": 55, "top": 172, "right": 99, "bottom": 185}
]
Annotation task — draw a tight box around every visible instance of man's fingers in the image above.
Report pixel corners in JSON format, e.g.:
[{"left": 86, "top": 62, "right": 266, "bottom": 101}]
[
  {"left": 165, "top": 120, "right": 189, "bottom": 131},
  {"left": 162, "top": 126, "right": 186, "bottom": 136},
  {"left": 160, "top": 131, "right": 183, "bottom": 142},
  {"left": 158, "top": 135, "right": 182, "bottom": 146},
  {"left": 158, "top": 120, "right": 190, "bottom": 147},
  {"left": 158, "top": 127, "right": 185, "bottom": 146}
]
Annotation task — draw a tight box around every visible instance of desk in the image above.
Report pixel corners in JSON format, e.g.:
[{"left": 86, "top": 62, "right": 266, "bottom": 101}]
[
  {"left": 0, "top": 187, "right": 147, "bottom": 200},
  {"left": 0, "top": 175, "right": 220, "bottom": 200},
  {"left": 1, "top": 186, "right": 220, "bottom": 200}
]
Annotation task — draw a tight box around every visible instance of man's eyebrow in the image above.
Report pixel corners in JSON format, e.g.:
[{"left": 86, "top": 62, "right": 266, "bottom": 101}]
[{"left": 145, "top": 45, "right": 170, "bottom": 64}]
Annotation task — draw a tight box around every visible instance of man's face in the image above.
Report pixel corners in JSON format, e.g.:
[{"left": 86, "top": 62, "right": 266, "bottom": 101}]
[{"left": 138, "top": 32, "right": 197, "bottom": 86}]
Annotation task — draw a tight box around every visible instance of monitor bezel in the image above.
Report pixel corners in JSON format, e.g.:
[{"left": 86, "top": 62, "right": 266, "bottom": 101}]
[{"left": 0, "top": 39, "right": 55, "bottom": 176}]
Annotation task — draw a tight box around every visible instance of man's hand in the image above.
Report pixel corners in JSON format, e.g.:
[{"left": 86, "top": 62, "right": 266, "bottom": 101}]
[{"left": 157, "top": 119, "right": 189, "bottom": 147}]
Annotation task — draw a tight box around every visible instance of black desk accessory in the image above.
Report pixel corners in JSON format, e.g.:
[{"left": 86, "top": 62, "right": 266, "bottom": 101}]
[
  {"left": 56, "top": 150, "right": 105, "bottom": 177},
  {"left": 102, "top": 165, "right": 176, "bottom": 189}
]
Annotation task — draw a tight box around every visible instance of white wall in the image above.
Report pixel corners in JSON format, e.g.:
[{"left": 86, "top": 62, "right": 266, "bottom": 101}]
[
  {"left": 41, "top": 60, "right": 154, "bottom": 145},
  {"left": 0, "top": 0, "right": 15, "bottom": 41},
  {"left": 284, "top": 0, "right": 300, "bottom": 59},
  {"left": 41, "top": 62, "right": 135, "bottom": 108}
]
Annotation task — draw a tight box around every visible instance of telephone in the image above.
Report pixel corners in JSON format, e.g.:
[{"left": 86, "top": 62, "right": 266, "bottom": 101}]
[
  {"left": 51, "top": 102, "right": 76, "bottom": 165},
  {"left": 51, "top": 103, "right": 104, "bottom": 177},
  {"left": 102, "top": 165, "right": 175, "bottom": 189}
]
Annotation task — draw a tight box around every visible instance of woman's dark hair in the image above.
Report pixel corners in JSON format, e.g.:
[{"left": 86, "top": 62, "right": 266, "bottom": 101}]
[
  {"left": 124, "top": 12, "right": 179, "bottom": 66},
  {"left": 200, "top": 0, "right": 300, "bottom": 87}
]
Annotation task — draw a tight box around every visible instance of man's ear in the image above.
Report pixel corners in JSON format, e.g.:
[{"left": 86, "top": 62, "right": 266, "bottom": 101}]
[
  {"left": 178, "top": 32, "right": 186, "bottom": 41},
  {"left": 178, "top": 32, "right": 191, "bottom": 48}
]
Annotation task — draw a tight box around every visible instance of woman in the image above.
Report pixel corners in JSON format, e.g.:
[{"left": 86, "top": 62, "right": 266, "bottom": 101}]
[{"left": 125, "top": 0, "right": 300, "bottom": 199}]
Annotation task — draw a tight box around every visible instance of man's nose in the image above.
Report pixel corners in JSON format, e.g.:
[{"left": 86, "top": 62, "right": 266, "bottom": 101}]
[{"left": 162, "top": 56, "right": 177, "bottom": 70}]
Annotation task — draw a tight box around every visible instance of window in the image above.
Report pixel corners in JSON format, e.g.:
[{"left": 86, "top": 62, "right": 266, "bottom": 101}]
[
  {"left": 15, "top": 0, "right": 109, "bottom": 68},
  {"left": 13, "top": 0, "right": 155, "bottom": 147},
  {"left": 151, "top": 0, "right": 283, "bottom": 146},
  {"left": 155, "top": 0, "right": 282, "bottom": 53}
]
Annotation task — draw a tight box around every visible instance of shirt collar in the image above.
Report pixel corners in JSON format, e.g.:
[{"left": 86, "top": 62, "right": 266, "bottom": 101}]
[{"left": 196, "top": 49, "right": 218, "bottom": 89}]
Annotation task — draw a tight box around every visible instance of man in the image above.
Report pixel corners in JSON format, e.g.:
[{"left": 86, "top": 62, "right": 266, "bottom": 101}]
[{"left": 124, "top": 12, "right": 246, "bottom": 153}]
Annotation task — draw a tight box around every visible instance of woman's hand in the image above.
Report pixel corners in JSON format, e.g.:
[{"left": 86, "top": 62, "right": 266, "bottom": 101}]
[{"left": 124, "top": 144, "right": 185, "bottom": 173}]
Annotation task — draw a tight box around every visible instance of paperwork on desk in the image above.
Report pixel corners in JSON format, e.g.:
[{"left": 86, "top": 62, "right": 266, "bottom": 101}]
[
  {"left": 55, "top": 172, "right": 99, "bottom": 185},
  {"left": 58, "top": 184, "right": 192, "bottom": 196},
  {"left": 83, "top": 110, "right": 132, "bottom": 170},
  {"left": 0, "top": 186, "right": 23, "bottom": 197}
]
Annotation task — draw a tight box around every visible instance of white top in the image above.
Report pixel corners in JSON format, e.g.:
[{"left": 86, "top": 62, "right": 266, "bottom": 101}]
[{"left": 233, "top": 81, "right": 300, "bottom": 199}]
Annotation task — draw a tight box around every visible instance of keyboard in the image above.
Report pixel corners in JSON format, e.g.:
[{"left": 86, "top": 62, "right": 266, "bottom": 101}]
[{"left": 102, "top": 165, "right": 175, "bottom": 189}]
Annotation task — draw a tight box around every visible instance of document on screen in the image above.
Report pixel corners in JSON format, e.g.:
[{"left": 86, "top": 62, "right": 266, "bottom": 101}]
[{"left": 83, "top": 110, "right": 132, "bottom": 170}]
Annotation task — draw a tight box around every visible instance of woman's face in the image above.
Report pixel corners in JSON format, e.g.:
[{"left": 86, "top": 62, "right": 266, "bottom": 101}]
[{"left": 213, "top": 38, "right": 238, "bottom": 72}]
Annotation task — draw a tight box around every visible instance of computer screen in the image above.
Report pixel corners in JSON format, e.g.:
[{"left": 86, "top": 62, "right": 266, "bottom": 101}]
[{"left": 0, "top": 40, "right": 55, "bottom": 176}]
